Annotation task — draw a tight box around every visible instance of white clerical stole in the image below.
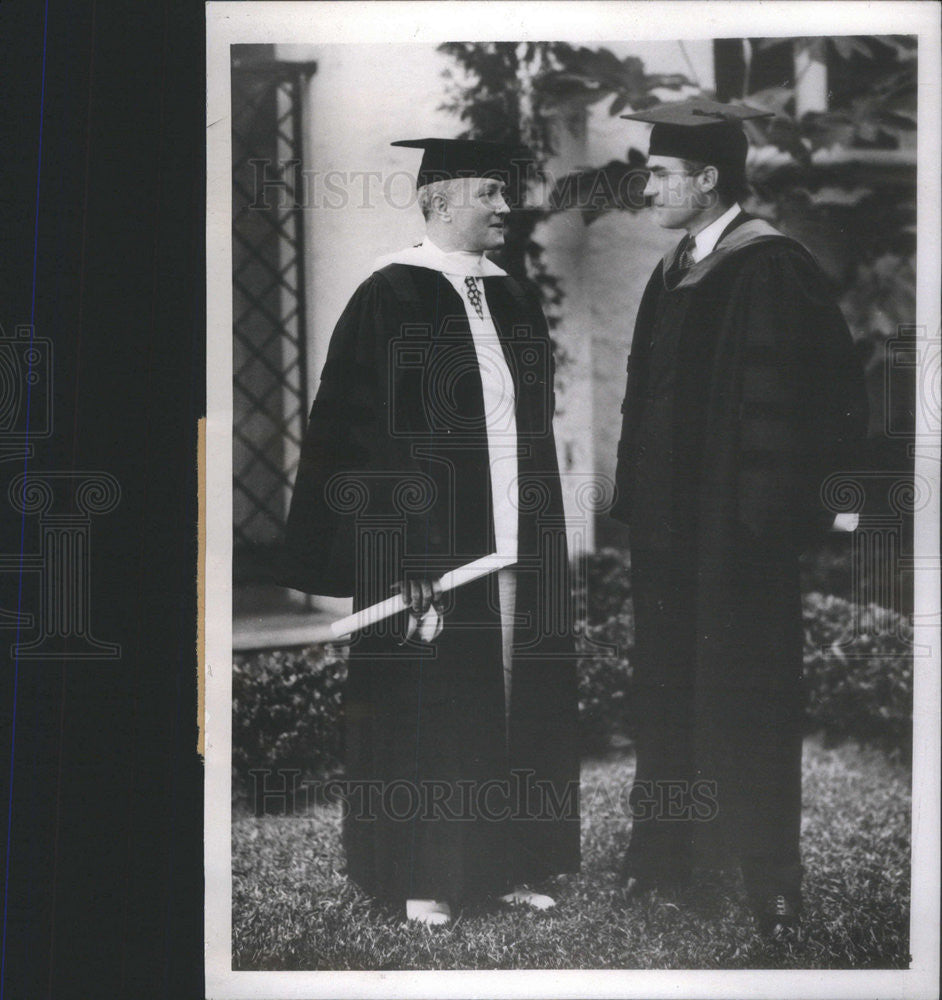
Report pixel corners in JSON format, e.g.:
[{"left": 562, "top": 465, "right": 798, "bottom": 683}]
[
  {"left": 446, "top": 272, "right": 518, "bottom": 562},
  {"left": 373, "top": 239, "right": 520, "bottom": 560},
  {"left": 372, "top": 240, "right": 520, "bottom": 727}
]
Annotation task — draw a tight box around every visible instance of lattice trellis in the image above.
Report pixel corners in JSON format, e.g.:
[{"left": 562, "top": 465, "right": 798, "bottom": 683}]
[{"left": 231, "top": 56, "right": 316, "bottom": 582}]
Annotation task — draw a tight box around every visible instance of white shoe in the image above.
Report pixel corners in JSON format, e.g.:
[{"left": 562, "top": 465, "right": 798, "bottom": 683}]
[
  {"left": 498, "top": 886, "right": 556, "bottom": 910},
  {"left": 405, "top": 898, "right": 452, "bottom": 926}
]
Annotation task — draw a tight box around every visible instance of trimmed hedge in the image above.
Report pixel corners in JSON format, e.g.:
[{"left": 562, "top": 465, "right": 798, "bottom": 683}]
[{"left": 233, "top": 549, "right": 913, "bottom": 796}]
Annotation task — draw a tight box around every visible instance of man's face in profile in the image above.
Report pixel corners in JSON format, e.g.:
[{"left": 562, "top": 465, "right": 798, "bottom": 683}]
[
  {"left": 447, "top": 177, "right": 510, "bottom": 253},
  {"left": 642, "top": 154, "right": 712, "bottom": 230}
]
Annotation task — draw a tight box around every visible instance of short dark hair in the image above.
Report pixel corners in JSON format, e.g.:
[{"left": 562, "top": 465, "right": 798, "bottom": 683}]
[{"left": 682, "top": 158, "right": 748, "bottom": 207}]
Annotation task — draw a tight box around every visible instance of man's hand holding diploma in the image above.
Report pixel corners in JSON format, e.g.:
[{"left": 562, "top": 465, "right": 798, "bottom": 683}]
[
  {"left": 329, "top": 554, "right": 516, "bottom": 643},
  {"left": 391, "top": 576, "right": 445, "bottom": 643}
]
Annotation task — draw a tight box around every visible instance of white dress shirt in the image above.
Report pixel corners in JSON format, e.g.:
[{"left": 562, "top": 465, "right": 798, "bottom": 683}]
[{"left": 689, "top": 202, "right": 742, "bottom": 262}]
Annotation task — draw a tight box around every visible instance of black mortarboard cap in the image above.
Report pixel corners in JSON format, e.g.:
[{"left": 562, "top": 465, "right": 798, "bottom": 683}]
[
  {"left": 391, "top": 137, "right": 533, "bottom": 188},
  {"left": 620, "top": 98, "right": 773, "bottom": 171}
]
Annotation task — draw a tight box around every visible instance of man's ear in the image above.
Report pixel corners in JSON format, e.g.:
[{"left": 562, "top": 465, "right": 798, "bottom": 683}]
[
  {"left": 697, "top": 165, "right": 720, "bottom": 194},
  {"left": 431, "top": 189, "right": 451, "bottom": 223}
]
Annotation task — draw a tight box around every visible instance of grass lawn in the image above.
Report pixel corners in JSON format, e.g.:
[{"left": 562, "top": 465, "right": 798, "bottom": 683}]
[{"left": 231, "top": 735, "right": 911, "bottom": 970}]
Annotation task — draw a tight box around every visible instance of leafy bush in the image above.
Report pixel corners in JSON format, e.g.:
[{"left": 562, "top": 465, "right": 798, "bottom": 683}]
[
  {"left": 803, "top": 592, "right": 913, "bottom": 753},
  {"left": 576, "top": 607, "right": 634, "bottom": 751},
  {"left": 232, "top": 645, "right": 347, "bottom": 801},
  {"left": 575, "top": 547, "right": 634, "bottom": 622}
]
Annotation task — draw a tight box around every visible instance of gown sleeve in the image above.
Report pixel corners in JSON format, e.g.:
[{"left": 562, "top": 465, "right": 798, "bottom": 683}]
[
  {"left": 278, "top": 272, "right": 407, "bottom": 596},
  {"left": 728, "top": 246, "right": 868, "bottom": 545}
]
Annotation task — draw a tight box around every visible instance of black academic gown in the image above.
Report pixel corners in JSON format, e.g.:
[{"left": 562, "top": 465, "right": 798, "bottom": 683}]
[
  {"left": 281, "top": 264, "right": 580, "bottom": 904},
  {"left": 611, "top": 215, "right": 868, "bottom": 902}
]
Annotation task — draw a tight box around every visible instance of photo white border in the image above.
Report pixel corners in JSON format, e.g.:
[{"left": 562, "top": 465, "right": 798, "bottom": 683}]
[{"left": 205, "top": 3, "right": 941, "bottom": 997}]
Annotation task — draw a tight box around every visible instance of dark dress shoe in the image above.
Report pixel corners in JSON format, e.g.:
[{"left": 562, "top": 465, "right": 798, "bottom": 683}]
[{"left": 756, "top": 893, "right": 800, "bottom": 941}]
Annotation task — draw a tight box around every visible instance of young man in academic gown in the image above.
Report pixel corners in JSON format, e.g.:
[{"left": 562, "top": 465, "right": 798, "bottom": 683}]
[
  {"left": 609, "top": 99, "right": 868, "bottom": 939},
  {"left": 281, "top": 139, "right": 580, "bottom": 925}
]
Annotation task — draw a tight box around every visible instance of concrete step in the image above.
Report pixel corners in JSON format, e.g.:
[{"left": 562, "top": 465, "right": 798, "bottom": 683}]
[{"left": 233, "top": 590, "right": 353, "bottom": 651}]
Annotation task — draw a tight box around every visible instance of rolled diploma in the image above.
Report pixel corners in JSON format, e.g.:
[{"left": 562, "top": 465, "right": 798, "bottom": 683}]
[{"left": 329, "top": 553, "right": 515, "bottom": 639}]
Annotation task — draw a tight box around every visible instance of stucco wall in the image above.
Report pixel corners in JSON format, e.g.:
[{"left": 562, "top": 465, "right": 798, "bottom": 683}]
[{"left": 277, "top": 43, "right": 461, "bottom": 387}]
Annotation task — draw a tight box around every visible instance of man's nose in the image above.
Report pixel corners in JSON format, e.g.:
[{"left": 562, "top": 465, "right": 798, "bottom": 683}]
[
  {"left": 642, "top": 175, "right": 657, "bottom": 198},
  {"left": 495, "top": 195, "right": 510, "bottom": 215}
]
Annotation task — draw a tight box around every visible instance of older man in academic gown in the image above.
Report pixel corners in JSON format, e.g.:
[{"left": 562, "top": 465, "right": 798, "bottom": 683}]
[
  {"left": 610, "top": 100, "right": 868, "bottom": 938},
  {"left": 281, "top": 139, "right": 579, "bottom": 924}
]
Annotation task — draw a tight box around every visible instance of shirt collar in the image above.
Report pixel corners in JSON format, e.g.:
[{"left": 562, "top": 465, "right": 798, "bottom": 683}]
[
  {"left": 373, "top": 237, "right": 507, "bottom": 277},
  {"left": 689, "top": 203, "right": 741, "bottom": 262}
]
